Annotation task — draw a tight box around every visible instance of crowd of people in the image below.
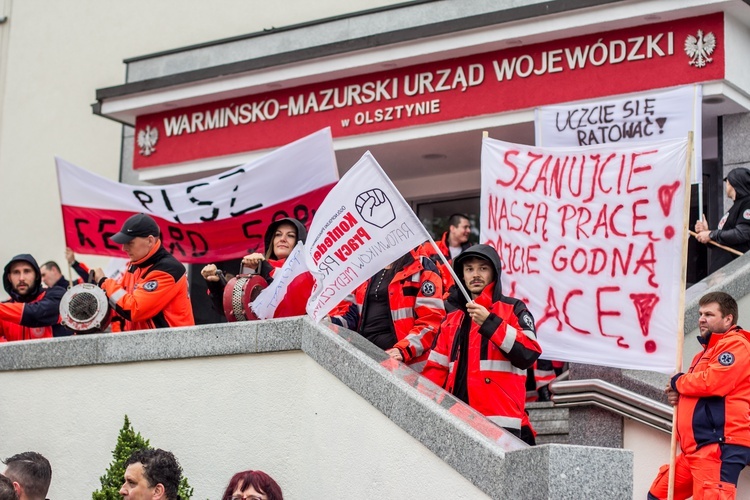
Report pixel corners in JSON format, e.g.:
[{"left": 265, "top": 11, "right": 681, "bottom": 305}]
[
  {"left": 0, "top": 211, "right": 547, "bottom": 442},
  {"left": 0, "top": 448, "right": 283, "bottom": 500},
  {"left": 2, "top": 173, "right": 750, "bottom": 496}
]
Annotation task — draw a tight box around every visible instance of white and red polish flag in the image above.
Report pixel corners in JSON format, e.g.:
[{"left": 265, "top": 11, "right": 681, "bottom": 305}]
[
  {"left": 304, "top": 152, "right": 431, "bottom": 322},
  {"left": 481, "top": 136, "right": 689, "bottom": 373},
  {"left": 56, "top": 128, "right": 339, "bottom": 263}
]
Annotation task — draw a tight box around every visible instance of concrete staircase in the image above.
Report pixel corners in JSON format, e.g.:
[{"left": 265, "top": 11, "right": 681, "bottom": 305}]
[{"left": 527, "top": 401, "right": 570, "bottom": 444}]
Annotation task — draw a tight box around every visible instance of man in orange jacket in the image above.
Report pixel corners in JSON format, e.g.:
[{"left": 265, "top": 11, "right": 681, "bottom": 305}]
[
  {"left": 649, "top": 292, "right": 750, "bottom": 500},
  {"left": 93, "top": 213, "right": 194, "bottom": 331}
]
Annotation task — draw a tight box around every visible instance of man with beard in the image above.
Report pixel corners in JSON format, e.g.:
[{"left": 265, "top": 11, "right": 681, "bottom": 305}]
[
  {"left": 0, "top": 254, "right": 65, "bottom": 341},
  {"left": 648, "top": 292, "right": 750, "bottom": 499},
  {"left": 422, "top": 244, "right": 541, "bottom": 438}
]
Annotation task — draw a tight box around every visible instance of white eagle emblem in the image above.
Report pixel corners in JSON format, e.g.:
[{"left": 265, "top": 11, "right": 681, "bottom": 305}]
[
  {"left": 137, "top": 125, "right": 159, "bottom": 156},
  {"left": 684, "top": 30, "right": 716, "bottom": 68}
]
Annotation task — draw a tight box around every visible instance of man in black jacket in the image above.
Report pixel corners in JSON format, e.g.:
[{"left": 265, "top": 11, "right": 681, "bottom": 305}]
[{"left": 695, "top": 167, "right": 750, "bottom": 272}]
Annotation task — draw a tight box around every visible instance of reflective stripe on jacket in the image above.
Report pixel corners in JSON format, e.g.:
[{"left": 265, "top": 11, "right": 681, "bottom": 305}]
[
  {"left": 422, "top": 283, "right": 541, "bottom": 429},
  {"left": 354, "top": 250, "right": 445, "bottom": 365}
]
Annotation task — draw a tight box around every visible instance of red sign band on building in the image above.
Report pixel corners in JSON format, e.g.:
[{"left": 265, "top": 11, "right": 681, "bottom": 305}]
[{"left": 133, "top": 13, "right": 724, "bottom": 169}]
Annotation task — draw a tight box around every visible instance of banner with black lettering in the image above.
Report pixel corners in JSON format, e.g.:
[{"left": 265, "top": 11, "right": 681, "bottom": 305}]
[
  {"left": 305, "top": 152, "right": 430, "bottom": 322},
  {"left": 481, "top": 136, "right": 688, "bottom": 373},
  {"left": 56, "top": 128, "right": 338, "bottom": 263},
  {"left": 535, "top": 85, "right": 701, "bottom": 183}
]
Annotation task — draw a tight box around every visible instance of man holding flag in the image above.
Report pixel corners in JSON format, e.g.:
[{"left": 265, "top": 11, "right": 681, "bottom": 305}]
[
  {"left": 649, "top": 292, "right": 750, "bottom": 500},
  {"left": 422, "top": 244, "right": 541, "bottom": 438}
]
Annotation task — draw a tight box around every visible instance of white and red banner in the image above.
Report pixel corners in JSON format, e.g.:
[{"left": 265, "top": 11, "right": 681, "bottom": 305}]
[
  {"left": 481, "top": 137, "right": 689, "bottom": 373},
  {"left": 56, "top": 128, "right": 339, "bottom": 263},
  {"left": 535, "top": 85, "right": 702, "bottom": 182},
  {"left": 133, "top": 14, "right": 722, "bottom": 169},
  {"left": 305, "top": 152, "right": 430, "bottom": 322},
  {"left": 251, "top": 241, "right": 309, "bottom": 320}
]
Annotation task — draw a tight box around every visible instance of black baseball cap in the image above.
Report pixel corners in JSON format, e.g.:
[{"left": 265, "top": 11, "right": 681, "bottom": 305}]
[{"left": 110, "top": 213, "right": 161, "bottom": 244}]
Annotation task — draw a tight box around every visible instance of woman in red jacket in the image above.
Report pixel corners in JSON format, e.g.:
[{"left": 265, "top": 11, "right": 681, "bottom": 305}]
[
  {"left": 203, "top": 218, "right": 357, "bottom": 327},
  {"left": 202, "top": 218, "right": 311, "bottom": 317}
]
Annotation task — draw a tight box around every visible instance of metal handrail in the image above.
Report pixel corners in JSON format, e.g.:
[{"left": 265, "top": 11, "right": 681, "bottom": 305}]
[{"left": 549, "top": 377, "right": 673, "bottom": 433}]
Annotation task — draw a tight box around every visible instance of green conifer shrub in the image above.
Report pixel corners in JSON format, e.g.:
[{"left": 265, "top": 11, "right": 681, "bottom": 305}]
[{"left": 92, "top": 415, "right": 194, "bottom": 499}]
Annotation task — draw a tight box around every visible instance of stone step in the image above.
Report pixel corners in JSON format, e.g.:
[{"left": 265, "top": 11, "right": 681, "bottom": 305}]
[{"left": 527, "top": 401, "right": 570, "bottom": 445}]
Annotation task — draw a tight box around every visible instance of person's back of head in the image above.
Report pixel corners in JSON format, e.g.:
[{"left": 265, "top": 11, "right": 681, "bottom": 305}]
[
  {"left": 40, "top": 261, "right": 63, "bottom": 288},
  {"left": 2, "top": 452, "right": 51, "bottom": 500},
  {"left": 0, "top": 475, "right": 19, "bottom": 500},
  {"left": 124, "top": 448, "right": 181, "bottom": 500},
  {"left": 726, "top": 167, "right": 750, "bottom": 199}
]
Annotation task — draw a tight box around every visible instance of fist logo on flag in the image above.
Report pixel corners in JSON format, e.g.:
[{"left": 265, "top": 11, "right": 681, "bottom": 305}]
[{"left": 356, "top": 188, "right": 396, "bottom": 228}]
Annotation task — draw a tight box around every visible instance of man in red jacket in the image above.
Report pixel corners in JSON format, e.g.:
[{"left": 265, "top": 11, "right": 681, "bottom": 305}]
[
  {"left": 423, "top": 244, "right": 541, "bottom": 438},
  {"left": 649, "top": 292, "right": 750, "bottom": 500},
  {"left": 0, "top": 254, "right": 65, "bottom": 341}
]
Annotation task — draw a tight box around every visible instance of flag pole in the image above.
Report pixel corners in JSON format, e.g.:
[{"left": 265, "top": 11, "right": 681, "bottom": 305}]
[
  {"left": 430, "top": 128, "right": 493, "bottom": 305},
  {"left": 426, "top": 236, "right": 472, "bottom": 303},
  {"left": 688, "top": 230, "right": 743, "bottom": 256},
  {"left": 694, "top": 85, "right": 703, "bottom": 218},
  {"left": 668, "top": 131, "right": 693, "bottom": 500}
]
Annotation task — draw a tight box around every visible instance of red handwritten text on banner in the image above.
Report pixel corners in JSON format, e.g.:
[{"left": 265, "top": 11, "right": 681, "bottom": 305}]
[{"left": 481, "top": 137, "right": 688, "bottom": 373}]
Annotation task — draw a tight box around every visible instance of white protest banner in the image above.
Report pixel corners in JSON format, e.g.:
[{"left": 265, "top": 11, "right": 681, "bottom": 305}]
[
  {"left": 305, "top": 152, "right": 430, "bottom": 322},
  {"left": 535, "top": 85, "right": 701, "bottom": 183},
  {"left": 481, "top": 136, "right": 688, "bottom": 373},
  {"left": 56, "top": 128, "right": 338, "bottom": 263},
  {"left": 250, "top": 241, "right": 309, "bottom": 320}
]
